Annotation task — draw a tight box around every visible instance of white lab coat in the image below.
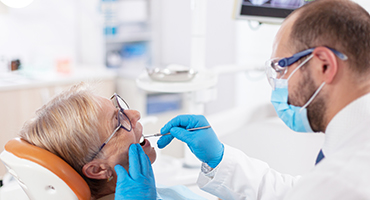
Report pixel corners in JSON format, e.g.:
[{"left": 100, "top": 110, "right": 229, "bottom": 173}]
[{"left": 197, "top": 92, "right": 370, "bottom": 200}]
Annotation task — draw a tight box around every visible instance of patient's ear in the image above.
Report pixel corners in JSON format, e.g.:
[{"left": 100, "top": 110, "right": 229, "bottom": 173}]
[{"left": 82, "top": 160, "right": 112, "bottom": 180}]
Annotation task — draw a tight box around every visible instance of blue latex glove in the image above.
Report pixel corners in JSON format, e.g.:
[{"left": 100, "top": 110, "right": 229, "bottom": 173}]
[
  {"left": 157, "top": 115, "right": 224, "bottom": 168},
  {"left": 114, "top": 143, "right": 156, "bottom": 200}
]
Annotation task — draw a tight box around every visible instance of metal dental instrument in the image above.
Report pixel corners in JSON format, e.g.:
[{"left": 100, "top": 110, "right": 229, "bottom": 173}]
[
  {"left": 145, "top": 125, "right": 211, "bottom": 138},
  {"left": 140, "top": 125, "right": 211, "bottom": 144}
]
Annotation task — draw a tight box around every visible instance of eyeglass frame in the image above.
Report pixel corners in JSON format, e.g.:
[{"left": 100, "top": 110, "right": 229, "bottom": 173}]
[
  {"left": 265, "top": 46, "right": 348, "bottom": 88},
  {"left": 94, "top": 93, "right": 132, "bottom": 157}
]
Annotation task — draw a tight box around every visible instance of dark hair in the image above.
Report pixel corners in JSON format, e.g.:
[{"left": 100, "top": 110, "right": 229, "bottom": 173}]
[{"left": 289, "top": 0, "right": 370, "bottom": 76}]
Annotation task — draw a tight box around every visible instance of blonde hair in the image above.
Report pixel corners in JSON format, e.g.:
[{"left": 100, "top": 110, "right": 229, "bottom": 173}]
[{"left": 20, "top": 82, "right": 106, "bottom": 197}]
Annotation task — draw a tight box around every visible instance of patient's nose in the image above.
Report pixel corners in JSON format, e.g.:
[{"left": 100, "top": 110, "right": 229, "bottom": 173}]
[{"left": 125, "top": 110, "right": 141, "bottom": 127}]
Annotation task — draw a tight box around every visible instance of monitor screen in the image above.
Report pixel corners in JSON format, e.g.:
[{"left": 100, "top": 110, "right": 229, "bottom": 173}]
[{"left": 234, "top": 0, "right": 316, "bottom": 24}]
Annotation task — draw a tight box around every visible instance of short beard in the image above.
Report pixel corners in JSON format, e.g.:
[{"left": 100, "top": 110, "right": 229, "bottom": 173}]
[
  {"left": 291, "top": 66, "right": 327, "bottom": 132},
  {"left": 307, "top": 93, "right": 326, "bottom": 132}
]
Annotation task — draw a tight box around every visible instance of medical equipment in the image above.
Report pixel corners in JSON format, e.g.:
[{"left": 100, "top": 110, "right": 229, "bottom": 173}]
[
  {"left": 140, "top": 125, "right": 211, "bottom": 144},
  {"left": 147, "top": 65, "right": 198, "bottom": 82},
  {"left": 234, "top": 0, "right": 316, "bottom": 24},
  {"left": 270, "top": 55, "right": 316, "bottom": 133},
  {"left": 143, "top": 125, "right": 211, "bottom": 140},
  {"left": 0, "top": 138, "right": 91, "bottom": 200}
]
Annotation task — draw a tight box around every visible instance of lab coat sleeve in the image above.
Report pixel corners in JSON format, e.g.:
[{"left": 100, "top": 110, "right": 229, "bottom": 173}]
[{"left": 197, "top": 144, "right": 301, "bottom": 200}]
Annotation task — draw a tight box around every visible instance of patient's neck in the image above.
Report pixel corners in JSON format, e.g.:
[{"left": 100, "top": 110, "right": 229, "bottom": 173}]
[{"left": 93, "top": 181, "right": 115, "bottom": 200}]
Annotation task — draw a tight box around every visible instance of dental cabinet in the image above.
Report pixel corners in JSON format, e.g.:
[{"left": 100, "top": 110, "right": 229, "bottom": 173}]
[
  {"left": 103, "top": 0, "right": 153, "bottom": 72},
  {"left": 0, "top": 68, "right": 116, "bottom": 177}
]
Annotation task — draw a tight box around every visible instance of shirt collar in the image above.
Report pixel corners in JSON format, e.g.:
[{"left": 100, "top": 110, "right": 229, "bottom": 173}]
[{"left": 323, "top": 92, "right": 370, "bottom": 157}]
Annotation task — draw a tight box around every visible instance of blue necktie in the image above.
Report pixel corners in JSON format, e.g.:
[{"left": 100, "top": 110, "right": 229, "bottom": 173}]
[{"left": 315, "top": 149, "right": 325, "bottom": 165}]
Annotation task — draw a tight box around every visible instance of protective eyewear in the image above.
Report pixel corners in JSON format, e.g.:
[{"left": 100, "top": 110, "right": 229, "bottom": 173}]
[
  {"left": 265, "top": 47, "right": 348, "bottom": 89},
  {"left": 96, "top": 93, "right": 132, "bottom": 155}
]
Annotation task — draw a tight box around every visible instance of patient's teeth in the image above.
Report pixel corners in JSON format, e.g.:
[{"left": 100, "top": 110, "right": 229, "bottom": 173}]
[{"left": 140, "top": 136, "right": 145, "bottom": 146}]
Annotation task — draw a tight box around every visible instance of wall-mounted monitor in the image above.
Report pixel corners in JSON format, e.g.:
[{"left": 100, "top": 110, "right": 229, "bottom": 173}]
[{"left": 234, "top": 0, "right": 316, "bottom": 24}]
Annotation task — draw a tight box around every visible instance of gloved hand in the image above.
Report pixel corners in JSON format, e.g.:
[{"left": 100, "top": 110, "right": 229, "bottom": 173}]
[
  {"left": 157, "top": 115, "right": 224, "bottom": 168},
  {"left": 114, "top": 143, "right": 156, "bottom": 200}
]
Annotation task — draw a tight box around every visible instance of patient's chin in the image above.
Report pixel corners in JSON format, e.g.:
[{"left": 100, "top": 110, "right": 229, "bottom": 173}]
[
  {"left": 145, "top": 147, "right": 156, "bottom": 164},
  {"left": 149, "top": 151, "right": 157, "bottom": 164}
]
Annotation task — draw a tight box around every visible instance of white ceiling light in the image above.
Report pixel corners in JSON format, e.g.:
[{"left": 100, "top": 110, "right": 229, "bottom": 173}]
[{"left": 1, "top": 0, "right": 33, "bottom": 8}]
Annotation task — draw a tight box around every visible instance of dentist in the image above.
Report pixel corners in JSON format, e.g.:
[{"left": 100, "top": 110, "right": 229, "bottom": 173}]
[{"left": 114, "top": 0, "right": 370, "bottom": 199}]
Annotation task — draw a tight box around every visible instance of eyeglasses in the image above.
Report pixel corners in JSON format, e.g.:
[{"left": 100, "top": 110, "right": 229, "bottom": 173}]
[
  {"left": 265, "top": 47, "right": 348, "bottom": 89},
  {"left": 95, "top": 93, "right": 132, "bottom": 156}
]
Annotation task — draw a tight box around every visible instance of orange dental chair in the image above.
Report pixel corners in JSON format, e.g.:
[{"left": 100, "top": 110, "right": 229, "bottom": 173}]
[{"left": 0, "top": 138, "right": 91, "bottom": 200}]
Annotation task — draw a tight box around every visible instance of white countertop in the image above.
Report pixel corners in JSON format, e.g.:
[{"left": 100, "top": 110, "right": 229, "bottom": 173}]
[{"left": 0, "top": 67, "right": 117, "bottom": 92}]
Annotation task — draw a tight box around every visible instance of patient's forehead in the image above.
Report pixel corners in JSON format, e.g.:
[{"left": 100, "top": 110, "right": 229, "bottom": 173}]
[
  {"left": 96, "top": 96, "right": 116, "bottom": 135},
  {"left": 98, "top": 96, "right": 115, "bottom": 109}
]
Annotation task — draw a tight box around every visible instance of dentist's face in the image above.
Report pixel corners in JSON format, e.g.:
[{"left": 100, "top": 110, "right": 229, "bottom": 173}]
[
  {"left": 97, "top": 96, "right": 156, "bottom": 171},
  {"left": 271, "top": 12, "right": 311, "bottom": 108},
  {"left": 271, "top": 12, "right": 326, "bottom": 132}
]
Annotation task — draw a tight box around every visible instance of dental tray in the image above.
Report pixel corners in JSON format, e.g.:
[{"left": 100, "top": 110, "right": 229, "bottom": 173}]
[{"left": 147, "top": 65, "right": 197, "bottom": 82}]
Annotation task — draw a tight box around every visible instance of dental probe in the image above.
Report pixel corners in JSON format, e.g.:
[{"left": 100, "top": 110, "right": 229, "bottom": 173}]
[{"left": 139, "top": 125, "right": 211, "bottom": 144}]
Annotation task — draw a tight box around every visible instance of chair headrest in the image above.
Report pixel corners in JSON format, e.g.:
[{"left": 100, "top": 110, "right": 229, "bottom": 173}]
[{"left": 3, "top": 138, "right": 91, "bottom": 200}]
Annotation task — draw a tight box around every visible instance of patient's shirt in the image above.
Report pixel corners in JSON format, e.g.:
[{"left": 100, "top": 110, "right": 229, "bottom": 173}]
[{"left": 98, "top": 184, "right": 206, "bottom": 200}]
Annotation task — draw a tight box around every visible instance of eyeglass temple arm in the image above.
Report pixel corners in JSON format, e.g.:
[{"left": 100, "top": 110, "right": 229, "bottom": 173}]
[
  {"left": 328, "top": 48, "right": 348, "bottom": 60},
  {"left": 278, "top": 47, "right": 348, "bottom": 68},
  {"left": 278, "top": 48, "right": 314, "bottom": 67},
  {"left": 99, "top": 125, "right": 121, "bottom": 151}
]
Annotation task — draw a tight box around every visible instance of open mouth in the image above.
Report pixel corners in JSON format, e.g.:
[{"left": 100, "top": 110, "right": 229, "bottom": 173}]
[{"left": 140, "top": 136, "right": 146, "bottom": 146}]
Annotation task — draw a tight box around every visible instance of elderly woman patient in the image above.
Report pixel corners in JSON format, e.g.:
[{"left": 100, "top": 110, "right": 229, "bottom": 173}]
[{"left": 19, "top": 82, "right": 205, "bottom": 200}]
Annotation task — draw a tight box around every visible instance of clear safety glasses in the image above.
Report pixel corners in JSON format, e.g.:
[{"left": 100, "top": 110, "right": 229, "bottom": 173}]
[
  {"left": 96, "top": 93, "right": 132, "bottom": 154},
  {"left": 265, "top": 47, "right": 348, "bottom": 89}
]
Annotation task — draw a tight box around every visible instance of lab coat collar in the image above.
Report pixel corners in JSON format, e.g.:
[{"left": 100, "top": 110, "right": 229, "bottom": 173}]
[{"left": 323, "top": 92, "right": 370, "bottom": 157}]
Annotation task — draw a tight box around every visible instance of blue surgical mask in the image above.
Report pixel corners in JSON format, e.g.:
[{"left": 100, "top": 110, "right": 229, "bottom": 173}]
[{"left": 271, "top": 55, "right": 325, "bottom": 133}]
